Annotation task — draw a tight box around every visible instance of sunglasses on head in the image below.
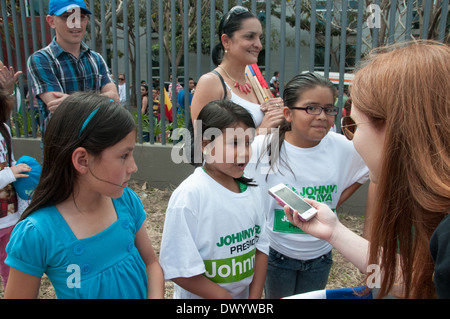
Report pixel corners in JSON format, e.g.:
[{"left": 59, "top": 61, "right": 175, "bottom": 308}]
[{"left": 221, "top": 6, "right": 250, "bottom": 29}]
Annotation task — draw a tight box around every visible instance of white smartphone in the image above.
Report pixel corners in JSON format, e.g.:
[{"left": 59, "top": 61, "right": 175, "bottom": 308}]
[{"left": 268, "top": 183, "right": 317, "bottom": 222}]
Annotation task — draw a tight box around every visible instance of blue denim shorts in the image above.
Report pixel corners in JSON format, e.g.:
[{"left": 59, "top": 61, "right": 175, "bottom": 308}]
[{"left": 264, "top": 247, "right": 333, "bottom": 299}]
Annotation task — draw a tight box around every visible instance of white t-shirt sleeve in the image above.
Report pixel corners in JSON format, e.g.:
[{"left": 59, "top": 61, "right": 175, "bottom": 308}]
[{"left": 159, "top": 203, "right": 206, "bottom": 280}]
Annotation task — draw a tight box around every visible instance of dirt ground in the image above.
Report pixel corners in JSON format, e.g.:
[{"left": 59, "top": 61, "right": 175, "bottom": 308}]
[{"left": 1, "top": 180, "right": 365, "bottom": 299}]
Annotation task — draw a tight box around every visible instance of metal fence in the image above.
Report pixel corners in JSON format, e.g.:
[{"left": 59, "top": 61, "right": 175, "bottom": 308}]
[{"left": 1, "top": 0, "right": 449, "bottom": 144}]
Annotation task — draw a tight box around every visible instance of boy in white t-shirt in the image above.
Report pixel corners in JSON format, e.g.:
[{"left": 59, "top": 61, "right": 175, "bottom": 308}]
[
  {"left": 245, "top": 73, "right": 369, "bottom": 298},
  {"left": 159, "top": 100, "right": 269, "bottom": 299}
]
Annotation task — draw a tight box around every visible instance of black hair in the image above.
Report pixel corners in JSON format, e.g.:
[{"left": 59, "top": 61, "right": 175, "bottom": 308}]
[
  {"left": 197, "top": 99, "right": 256, "bottom": 187},
  {"left": 258, "top": 72, "right": 337, "bottom": 180},
  {"left": 20, "top": 92, "right": 136, "bottom": 220},
  {"left": 212, "top": 6, "right": 256, "bottom": 66}
]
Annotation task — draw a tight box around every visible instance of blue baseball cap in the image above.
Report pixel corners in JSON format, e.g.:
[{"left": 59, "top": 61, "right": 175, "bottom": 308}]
[
  {"left": 48, "top": 0, "right": 92, "bottom": 16},
  {"left": 12, "top": 156, "right": 42, "bottom": 200}
]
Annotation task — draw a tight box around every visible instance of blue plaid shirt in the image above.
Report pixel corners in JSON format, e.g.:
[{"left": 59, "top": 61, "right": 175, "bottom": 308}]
[{"left": 27, "top": 37, "right": 113, "bottom": 123}]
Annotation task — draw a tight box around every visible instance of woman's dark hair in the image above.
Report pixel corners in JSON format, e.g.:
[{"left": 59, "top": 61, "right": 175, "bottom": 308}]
[
  {"left": 197, "top": 99, "right": 256, "bottom": 186},
  {"left": 20, "top": 92, "right": 136, "bottom": 220},
  {"left": 0, "top": 89, "right": 14, "bottom": 166},
  {"left": 212, "top": 6, "right": 256, "bottom": 66},
  {"left": 141, "top": 84, "right": 148, "bottom": 96},
  {"left": 258, "top": 72, "right": 337, "bottom": 180}
]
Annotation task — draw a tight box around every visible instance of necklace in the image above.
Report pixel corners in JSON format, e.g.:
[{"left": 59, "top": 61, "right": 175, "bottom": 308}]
[{"left": 218, "top": 65, "right": 252, "bottom": 94}]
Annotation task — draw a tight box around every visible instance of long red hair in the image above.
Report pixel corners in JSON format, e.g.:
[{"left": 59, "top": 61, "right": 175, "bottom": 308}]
[{"left": 351, "top": 40, "right": 450, "bottom": 298}]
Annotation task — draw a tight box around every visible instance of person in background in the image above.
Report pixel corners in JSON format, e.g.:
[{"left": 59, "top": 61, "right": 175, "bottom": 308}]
[
  {"left": 140, "top": 84, "right": 149, "bottom": 115},
  {"left": 0, "top": 85, "right": 32, "bottom": 292},
  {"left": 27, "top": 0, "right": 118, "bottom": 134},
  {"left": 177, "top": 77, "right": 195, "bottom": 116},
  {"left": 118, "top": 73, "right": 127, "bottom": 105},
  {"left": 191, "top": 6, "right": 284, "bottom": 132}
]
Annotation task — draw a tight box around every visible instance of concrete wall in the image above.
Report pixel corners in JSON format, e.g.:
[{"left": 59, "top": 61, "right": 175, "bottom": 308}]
[
  {"left": 12, "top": 137, "right": 368, "bottom": 216},
  {"left": 12, "top": 137, "right": 195, "bottom": 189}
]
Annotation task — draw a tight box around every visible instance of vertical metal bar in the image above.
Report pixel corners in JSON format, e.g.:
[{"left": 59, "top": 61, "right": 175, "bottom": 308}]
[
  {"left": 20, "top": 0, "right": 34, "bottom": 136},
  {"left": 210, "top": 0, "right": 215, "bottom": 70},
  {"left": 404, "top": 0, "right": 414, "bottom": 40},
  {"left": 294, "top": 0, "right": 301, "bottom": 74},
  {"left": 422, "top": 0, "right": 432, "bottom": 39},
  {"left": 183, "top": 0, "right": 190, "bottom": 132},
  {"left": 279, "top": 0, "right": 286, "bottom": 93},
  {"left": 355, "top": 0, "right": 365, "bottom": 65},
  {"left": 323, "top": 0, "right": 333, "bottom": 78},
  {"left": 29, "top": 0, "right": 38, "bottom": 52},
  {"left": 265, "top": 0, "right": 271, "bottom": 84},
  {"left": 90, "top": 0, "right": 96, "bottom": 50},
  {"left": 10, "top": 0, "right": 25, "bottom": 136},
  {"left": 1, "top": 0, "right": 13, "bottom": 69},
  {"left": 123, "top": 0, "right": 130, "bottom": 109},
  {"left": 101, "top": 0, "right": 107, "bottom": 58},
  {"left": 25, "top": 0, "right": 38, "bottom": 137},
  {"left": 387, "top": 0, "right": 397, "bottom": 44},
  {"left": 147, "top": 0, "right": 155, "bottom": 144},
  {"left": 336, "top": 0, "right": 348, "bottom": 133},
  {"left": 372, "top": 0, "right": 380, "bottom": 48},
  {"left": 171, "top": 0, "right": 177, "bottom": 131},
  {"left": 134, "top": 0, "right": 143, "bottom": 144},
  {"left": 196, "top": 0, "right": 202, "bottom": 80},
  {"left": 111, "top": 0, "right": 118, "bottom": 82},
  {"left": 438, "top": 0, "right": 449, "bottom": 42},
  {"left": 309, "top": 0, "right": 317, "bottom": 72},
  {"left": 37, "top": 0, "right": 46, "bottom": 47},
  {"left": 158, "top": 0, "right": 166, "bottom": 144}
]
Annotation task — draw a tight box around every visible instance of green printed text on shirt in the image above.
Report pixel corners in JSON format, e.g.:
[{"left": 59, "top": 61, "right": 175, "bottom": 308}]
[{"left": 204, "top": 249, "right": 256, "bottom": 283}]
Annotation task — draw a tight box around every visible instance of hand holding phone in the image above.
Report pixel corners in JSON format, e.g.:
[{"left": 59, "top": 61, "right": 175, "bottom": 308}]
[{"left": 268, "top": 183, "right": 317, "bottom": 222}]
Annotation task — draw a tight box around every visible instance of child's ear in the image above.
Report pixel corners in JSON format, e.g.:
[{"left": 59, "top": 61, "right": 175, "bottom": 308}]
[
  {"left": 283, "top": 107, "right": 293, "bottom": 123},
  {"left": 72, "top": 147, "right": 89, "bottom": 174}
]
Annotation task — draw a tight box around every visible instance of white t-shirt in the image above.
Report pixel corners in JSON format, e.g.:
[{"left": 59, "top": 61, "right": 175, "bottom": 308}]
[
  {"left": 159, "top": 167, "right": 269, "bottom": 299},
  {"left": 245, "top": 132, "right": 369, "bottom": 260}
]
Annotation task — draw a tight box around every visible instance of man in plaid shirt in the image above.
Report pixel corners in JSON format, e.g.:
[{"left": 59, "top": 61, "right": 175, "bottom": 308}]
[{"left": 27, "top": 0, "right": 119, "bottom": 134}]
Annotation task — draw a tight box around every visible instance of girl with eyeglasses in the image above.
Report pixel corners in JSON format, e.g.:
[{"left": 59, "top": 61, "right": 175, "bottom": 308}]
[
  {"left": 245, "top": 72, "right": 370, "bottom": 299},
  {"left": 285, "top": 41, "right": 450, "bottom": 299},
  {"left": 190, "top": 6, "right": 284, "bottom": 134}
]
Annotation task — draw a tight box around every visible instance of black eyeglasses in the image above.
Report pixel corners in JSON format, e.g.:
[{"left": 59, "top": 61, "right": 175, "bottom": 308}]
[
  {"left": 341, "top": 116, "right": 371, "bottom": 140},
  {"left": 289, "top": 105, "right": 339, "bottom": 116},
  {"left": 222, "top": 6, "right": 249, "bottom": 29}
]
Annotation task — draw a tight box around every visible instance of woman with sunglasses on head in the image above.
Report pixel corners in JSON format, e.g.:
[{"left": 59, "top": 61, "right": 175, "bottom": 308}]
[
  {"left": 245, "top": 72, "right": 370, "bottom": 299},
  {"left": 190, "top": 6, "right": 284, "bottom": 134},
  {"left": 286, "top": 41, "right": 450, "bottom": 299}
]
